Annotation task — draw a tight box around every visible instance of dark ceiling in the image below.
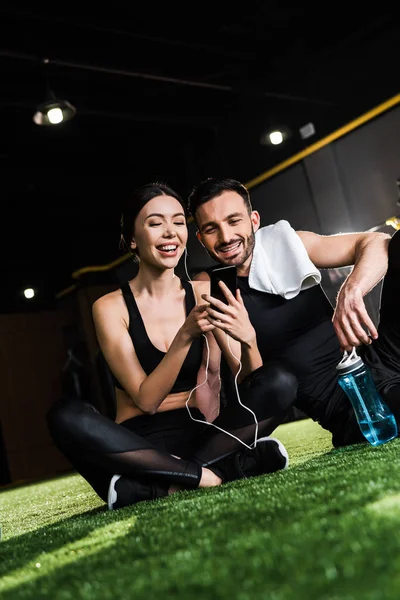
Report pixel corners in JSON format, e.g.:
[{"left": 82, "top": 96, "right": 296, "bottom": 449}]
[{"left": 0, "top": 6, "right": 399, "bottom": 312}]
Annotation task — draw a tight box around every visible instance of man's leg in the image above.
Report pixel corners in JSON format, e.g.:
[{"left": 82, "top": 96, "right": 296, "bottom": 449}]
[
  {"left": 379, "top": 229, "right": 400, "bottom": 324},
  {"left": 190, "top": 362, "right": 298, "bottom": 480},
  {"left": 364, "top": 229, "right": 400, "bottom": 419}
]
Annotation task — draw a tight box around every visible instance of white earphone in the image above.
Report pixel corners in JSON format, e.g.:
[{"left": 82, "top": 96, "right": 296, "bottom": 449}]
[{"left": 183, "top": 247, "right": 259, "bottom": 450}]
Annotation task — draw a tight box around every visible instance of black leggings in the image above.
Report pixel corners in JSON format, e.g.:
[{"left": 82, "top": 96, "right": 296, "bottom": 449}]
[
  {"left": 46, "top": 362, "right": 298, "bottom": 502},
  {"left": 330, "top": 230, "right": 400, "bottom": 446}
]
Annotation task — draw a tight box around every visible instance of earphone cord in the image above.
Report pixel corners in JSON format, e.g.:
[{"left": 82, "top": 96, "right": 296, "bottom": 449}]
[{"left": 183, "top": 247, "right": 259, "bottom": 450}]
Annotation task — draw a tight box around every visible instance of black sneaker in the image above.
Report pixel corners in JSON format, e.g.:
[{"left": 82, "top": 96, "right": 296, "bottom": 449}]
[
  {"left": 209, "top": 437, "right": 289, "bottom": 483},
  {"left": 238, "top": 436, "right": 289, "bottom": 478},
  {"left": 107, "top": 474, "right": 168, "bottom": 510}
]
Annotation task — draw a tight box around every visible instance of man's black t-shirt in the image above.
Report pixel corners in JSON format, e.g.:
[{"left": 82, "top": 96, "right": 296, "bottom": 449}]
[{"left": 237, "top": 276, "right": 343, "bottom": 425}]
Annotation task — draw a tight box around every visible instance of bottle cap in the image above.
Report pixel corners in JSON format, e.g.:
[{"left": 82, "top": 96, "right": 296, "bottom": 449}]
[{"left": 336, "top": 347, "right": 364, "bottom": 375}]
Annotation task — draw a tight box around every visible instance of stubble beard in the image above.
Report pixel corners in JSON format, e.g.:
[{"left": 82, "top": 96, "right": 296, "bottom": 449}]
[{"left": 207, "top": 227, "right": 256, "bottom": 267}]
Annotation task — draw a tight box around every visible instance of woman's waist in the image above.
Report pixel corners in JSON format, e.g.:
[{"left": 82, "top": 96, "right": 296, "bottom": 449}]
[
  {"left": 118, "top": 404, "right": 206, "bottom": 435},
  {"left": 115, "top": 388, "right": 199, "bottom": 423}
]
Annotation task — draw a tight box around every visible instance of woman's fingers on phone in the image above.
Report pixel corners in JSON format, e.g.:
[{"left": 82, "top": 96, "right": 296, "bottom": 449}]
[
  {"left": 202, "top": 284, "right": 236, "bottom": 306},
  {"left": 195, "top": 303, "right": 209, "bottom": 312},
  {"left": 201, "top": 293, "right": 226, "bottom": 310}
]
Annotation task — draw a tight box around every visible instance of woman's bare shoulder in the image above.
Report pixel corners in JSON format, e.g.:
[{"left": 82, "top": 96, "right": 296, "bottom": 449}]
[{"left": 92, "top": 287, "right": 126, "bottom": 319}]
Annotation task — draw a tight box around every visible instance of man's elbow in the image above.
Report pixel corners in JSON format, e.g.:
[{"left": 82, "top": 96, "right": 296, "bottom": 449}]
[
  {"left": 364, "top": 231, "right": 391, "bottom": 244},
  {"left": 208, "top": 365, "right": 221, "bottom": 381},
  {"left": 355, "top": 231, "right": 390, "bottom": 255}
]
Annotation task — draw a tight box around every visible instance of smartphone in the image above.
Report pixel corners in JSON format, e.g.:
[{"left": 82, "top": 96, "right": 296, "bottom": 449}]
[{"left": 209, "top": 265, "right": 238, "bottom": 304}]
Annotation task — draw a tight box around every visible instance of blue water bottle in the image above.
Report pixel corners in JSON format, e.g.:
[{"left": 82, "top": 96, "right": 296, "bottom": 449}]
[{"left": 336, "top": 347, "right": 398, "bottom": 446}]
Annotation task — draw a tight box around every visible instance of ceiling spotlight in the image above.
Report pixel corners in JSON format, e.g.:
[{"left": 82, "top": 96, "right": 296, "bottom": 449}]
[
  {"left": 269, "top": 131, "right": 284, "bottom": 145},
  {"left": 33, "top": 94, "right": 76, "bottom": 126},
  {"left": 260, "top": 128, "right": 287, "bottom": 146},
  {"left": 23, "top": 288, "right": 35, "bottom": 299}
]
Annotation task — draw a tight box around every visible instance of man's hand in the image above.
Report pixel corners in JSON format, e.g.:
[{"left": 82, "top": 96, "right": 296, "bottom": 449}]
[
  {"left": 333, "top": 282, "right": 378, "bottom": 352},
  {"left": 297, "top": 229, "right": 389, "bottom": 352},
  {"left": 201, "top": 281, "right": 256, "bottom": 347}
]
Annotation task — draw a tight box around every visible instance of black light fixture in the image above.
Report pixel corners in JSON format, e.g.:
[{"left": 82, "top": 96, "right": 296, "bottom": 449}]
[
  {"left": 33, "top": 58, "right": 76, "bottom": 126},
  {"left": 33, "top": 88, "right": 76, "bottom": 126}
]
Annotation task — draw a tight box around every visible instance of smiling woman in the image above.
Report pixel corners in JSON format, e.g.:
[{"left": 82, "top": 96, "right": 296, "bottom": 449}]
[
  {"left": 119, "top": 186, "right": 187, "bottom": 263},
  {"left": 45, "top": 181, "right": 294, "bottom": 512}
]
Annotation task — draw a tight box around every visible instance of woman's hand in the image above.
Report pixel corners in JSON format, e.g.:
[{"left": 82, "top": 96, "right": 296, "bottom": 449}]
[
  {"left": 201, "top": 281, "right": 256, "bottom": 347},
  {"left": 179, "top": 304, "right": 216, "bottom": 342}
]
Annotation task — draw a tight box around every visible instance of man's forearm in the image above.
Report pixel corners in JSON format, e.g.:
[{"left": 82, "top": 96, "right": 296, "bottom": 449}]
[
  {"left": 341, "top": 232, "right": 390, "bottom": 296},
  {"left": 238, "top": 339, "right": 263, "bottom": 383}
]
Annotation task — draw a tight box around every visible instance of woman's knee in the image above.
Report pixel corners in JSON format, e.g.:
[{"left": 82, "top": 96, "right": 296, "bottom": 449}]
[{"left": 46, "top": 397, "right": 86, "bottom": 437}]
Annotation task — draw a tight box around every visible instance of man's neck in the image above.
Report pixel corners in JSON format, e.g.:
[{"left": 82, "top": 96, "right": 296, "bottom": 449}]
[{"left": 236, "top": 254, "right": 253, "bottom": 277}]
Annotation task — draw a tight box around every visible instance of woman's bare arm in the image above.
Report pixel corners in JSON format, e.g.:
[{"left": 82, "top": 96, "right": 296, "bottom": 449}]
[{"left": 92, "top": 292, "right": 212, "bottom": 414}]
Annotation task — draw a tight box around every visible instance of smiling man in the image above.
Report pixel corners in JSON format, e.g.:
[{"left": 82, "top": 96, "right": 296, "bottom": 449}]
[{"left": 187, "top": 177, "right": 400, "bottom": 448}]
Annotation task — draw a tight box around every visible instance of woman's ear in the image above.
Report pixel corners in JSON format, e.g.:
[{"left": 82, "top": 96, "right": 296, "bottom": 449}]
[{"left": 130, "top": 238, "right": 137, "bottom": 250}]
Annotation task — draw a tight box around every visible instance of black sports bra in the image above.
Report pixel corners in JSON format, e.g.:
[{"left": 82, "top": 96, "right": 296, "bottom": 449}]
[{"left": 111, "top": 278, "right": 204, "bottom": 394}]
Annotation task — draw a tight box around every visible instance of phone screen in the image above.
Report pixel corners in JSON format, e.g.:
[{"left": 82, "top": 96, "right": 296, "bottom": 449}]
[{"left": 209, "top": 265, "right": 237, "bottom": 304}]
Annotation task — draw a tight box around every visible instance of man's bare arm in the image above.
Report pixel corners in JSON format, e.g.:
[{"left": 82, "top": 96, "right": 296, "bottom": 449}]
[{"left": 297, "top": 230, "right": 391, "bottom": 351}]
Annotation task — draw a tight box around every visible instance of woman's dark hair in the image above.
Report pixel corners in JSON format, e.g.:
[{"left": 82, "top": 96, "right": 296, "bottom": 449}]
[
  {"left": 120, "top": 182, "right": 186, "bottom": 256},
  {"left": 187, "top": 177, "right": 252, "bottom": 222}
]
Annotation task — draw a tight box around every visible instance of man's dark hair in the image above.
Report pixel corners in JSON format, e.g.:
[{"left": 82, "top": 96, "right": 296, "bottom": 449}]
[{"left": 187, "top": 177, "right": 253, "bottom": 222}]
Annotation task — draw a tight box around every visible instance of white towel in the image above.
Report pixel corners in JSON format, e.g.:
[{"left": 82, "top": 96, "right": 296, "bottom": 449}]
[{"left": 248, "top": 220, "right": 321, "bottom": 299}]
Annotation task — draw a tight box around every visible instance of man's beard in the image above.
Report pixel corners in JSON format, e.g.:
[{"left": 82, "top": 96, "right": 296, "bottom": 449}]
[{"left": 207, "top": 227, "right": 256, "bottom": 266}]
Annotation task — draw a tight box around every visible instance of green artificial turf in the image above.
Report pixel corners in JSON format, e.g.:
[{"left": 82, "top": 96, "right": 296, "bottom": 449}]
[{"left": 2, "top": 418, "right": 400, "bottom": 600}]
